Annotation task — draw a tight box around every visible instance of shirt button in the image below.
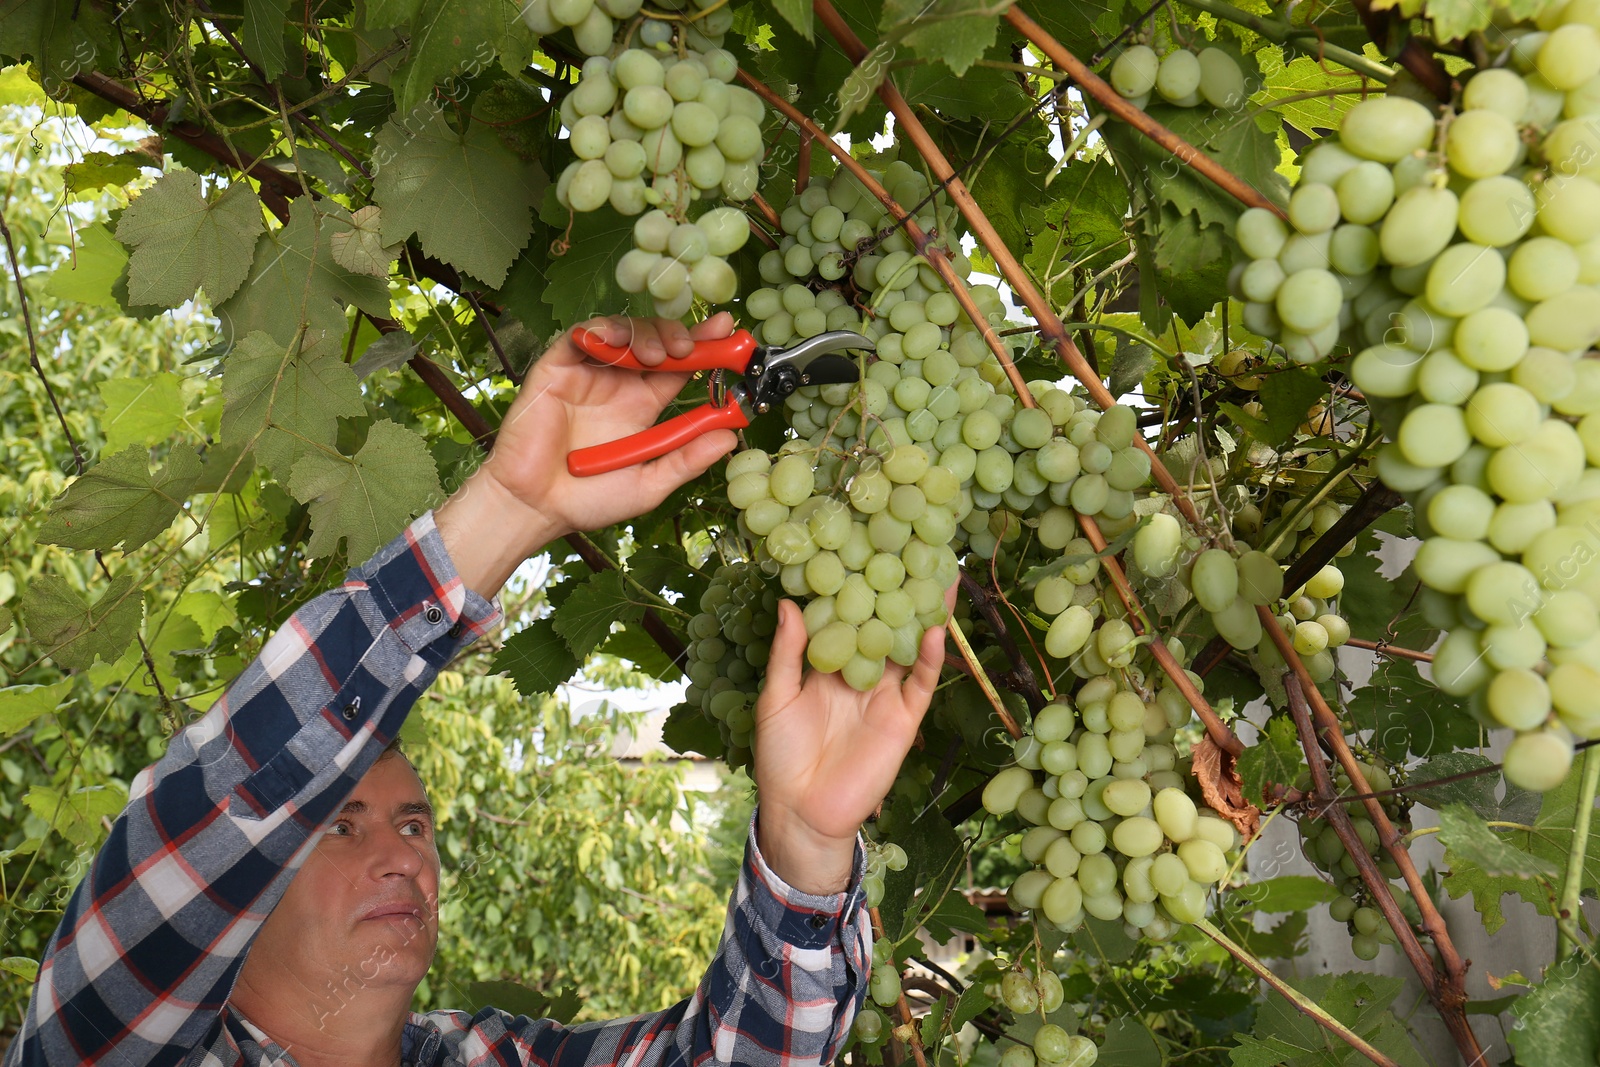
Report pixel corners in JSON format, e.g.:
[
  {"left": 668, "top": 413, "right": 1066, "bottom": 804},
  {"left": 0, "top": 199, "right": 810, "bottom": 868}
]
[
  {"left": 447, "top": 622, "right": 463, "bottom": 638},
  {"left": 424, "top": 606, "right": 444, "bottom": 624},
  {"left": 342, "top": 702, "right": 359, "bottom": 721},
  {"left": 808, "top": 912, "right": 830, "bottom": 930}
]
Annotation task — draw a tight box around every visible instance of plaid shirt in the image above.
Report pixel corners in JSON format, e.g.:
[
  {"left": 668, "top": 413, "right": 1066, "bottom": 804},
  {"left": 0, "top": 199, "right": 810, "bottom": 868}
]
[{"left": 7, "top": 513, "right": 870, "bottom": 1067}]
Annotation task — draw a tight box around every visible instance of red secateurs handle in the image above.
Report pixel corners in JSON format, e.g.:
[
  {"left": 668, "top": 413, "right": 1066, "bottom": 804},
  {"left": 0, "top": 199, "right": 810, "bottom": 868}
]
[
  {"left": 572, "top": 326, "right": 758, "bottom": 374},
  {"left": 567, "top": 395, "right": 751, "bottom": 477},
  {"left": 565, "top": 328, "right": 761, "bottom": 478}
]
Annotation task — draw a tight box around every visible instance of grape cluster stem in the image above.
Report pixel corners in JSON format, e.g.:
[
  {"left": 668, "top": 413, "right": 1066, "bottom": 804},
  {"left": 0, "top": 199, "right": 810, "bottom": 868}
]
[
  {"left": 948, "top": 614, "right": 1023, "bottom": 740},
  {"left": 867, "top": 906, "right": 930, "bottom": 1067},
  {"left": 1195, "top": 917, "right": 1403, "bottom": 1067},
  {"left": 1284, "top": 673, "right": 1486, "bottom": 1065},
  {"left": 960, "top": 572, "right": 1050, "bottom": 711},
  {"left": 1175, "top": 0, "right": 1398, "bottom": 87}
]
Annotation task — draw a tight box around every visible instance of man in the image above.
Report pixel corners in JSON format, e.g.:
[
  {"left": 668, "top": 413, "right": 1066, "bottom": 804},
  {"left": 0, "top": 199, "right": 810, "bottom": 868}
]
[{"left": 8, "top": 313, "right": 947, "bottom": 1067}]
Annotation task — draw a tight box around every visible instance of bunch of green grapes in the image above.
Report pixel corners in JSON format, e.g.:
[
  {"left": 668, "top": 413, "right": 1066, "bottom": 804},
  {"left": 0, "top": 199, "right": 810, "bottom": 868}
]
[
  {"left": 989, "top": 965, "right": 1098, "bottom": 1067},
  {"left": 981, "top": 675, "right": 1238, "bottom": 939},
  {"left": 541, "top": 33, "right": 766, "bottom": 316},
  {"left": 523, "top": 0, "right": 730, "bottom": 57},
  {"left": 1232, "top": 12, "right": 1600, "bottom": 789},
  {"left": 678, "top": 561, "right": 778, "bottom": 766},
  {"left": 1108, "top": 44, "right": 1247, "bottom": 111},
  {"left": 1295, "top": 760, "right": 1419, "bottom": 960}
]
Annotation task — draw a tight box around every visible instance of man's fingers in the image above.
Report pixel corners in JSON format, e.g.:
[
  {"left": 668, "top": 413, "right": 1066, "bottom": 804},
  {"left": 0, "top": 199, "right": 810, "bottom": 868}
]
[
  {"left": 902, "top": 623, "right": 946, "bottom": 707},
  {"left": 639, "top": 428, "right": 736, "bottom": 498},
  {"left": 763, "top": 599, "right": 807, "bottom": 699},
  {"left": 687, "top": 311, "right": 736, "bottom": 342}
]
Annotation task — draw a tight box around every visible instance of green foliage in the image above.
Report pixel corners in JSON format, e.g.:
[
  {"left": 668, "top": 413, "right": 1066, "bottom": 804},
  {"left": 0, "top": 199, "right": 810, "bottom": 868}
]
[
  {"left": 287, "top": 419, "right": 443, "bottom": 559},
  {"left": 113, "top": 170, "right": 264, "bottom": 307},
  {"left": 1237, "top": 715, "right": 1307, "bottom": 806}
]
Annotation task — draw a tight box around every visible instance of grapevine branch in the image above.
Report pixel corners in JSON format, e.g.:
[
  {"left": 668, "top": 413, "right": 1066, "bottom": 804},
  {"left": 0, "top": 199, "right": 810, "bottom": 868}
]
[
  {"left": 812, "top": 0, "right": 1211, "bottom": 539},
  {"left": 959, "top": 572, "right": 1047, "bottom": 711},
  {"left": 1077, "top": 516, "right": 1245, "bottom": 757},
  {"left": 1283, "top": 674, "right": 1443, "bottom": 992},
  {"left": 1006, "top": 7, "right": 1288, "bottom": 219},
  {"left": 740, "top": 66, "right": 1231, "bottom": 749},
  {"left": 1194, "top": 917, "right": 1403, "bottom": 1067},
  {"left": 1277, "top": 639, "right": 1485, "bottom": 1065},
  {"left": 1344, "top": 637, "right": 1432, "bottom": 663},
  {"left": 737, "top": 73, "right": 1037, "bottom": 404},
  {"left": 868, "top": 906, "right": 930, "bottom": 1067}
]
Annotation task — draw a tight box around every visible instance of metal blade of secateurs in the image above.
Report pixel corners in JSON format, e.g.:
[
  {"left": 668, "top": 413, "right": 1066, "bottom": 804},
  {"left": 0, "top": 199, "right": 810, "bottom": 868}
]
[{"left": 798, "top": 352, "right": 861, "bottom": 386}]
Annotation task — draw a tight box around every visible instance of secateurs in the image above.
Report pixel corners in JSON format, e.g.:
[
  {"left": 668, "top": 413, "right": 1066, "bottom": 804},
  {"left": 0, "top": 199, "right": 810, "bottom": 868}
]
[{"left": 566, "top": 327, "right": 873, "bottom": 477}]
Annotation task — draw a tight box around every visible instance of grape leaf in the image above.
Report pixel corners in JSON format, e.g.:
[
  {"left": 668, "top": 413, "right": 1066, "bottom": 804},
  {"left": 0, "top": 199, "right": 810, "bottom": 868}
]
[
  {"left": 552, "top": 570, "right": 646, "bottom": 661},
  {"left": 769, "top": 0, "right": 813, "bottom": 38},
  {"left": 353, "top": 330, "right": 421, "bottom": 378},
  {"left": 1221, "top": 364, "right": 1326, "bottom": 447},
  {"left": 114, "top": 170, "right": 265, "bottom": 307},
  {"left": 599, "top": 624, "right": 679, "bottom": 680},
  {"left": 1023, "top": 159, "right": 1131, "bottom": 304},
  {"left": 0, "top": 0, "right": 117, "bottom": 94},
  {"left": 540, "top": 204, "right": 653, "bottom": 327},
  {"left": 222, "top": 330, "right": 366, "bottom": 482},
  {"left": 1153, "top": 209, "right": 1230, "bottom": 325},
  {"left": 467, "top": 979, "right": 583, "bottom": 1025},
  {"left": 1510, "top": 958, "right": 1600, "bottom": 1067},
  {"left": 373, "top": 102, "right": 539, "bottom": 288},
  {"left": 1443, "top": 768, "right": 1600, "bottom": 933},
  {"left": 38, "top": 444, "right": 201, "bottom": 552},
  {"left": 1237, "top": 714, "right": 1308, "bottom": 805},
  {"left": 1236, "top": 972, "right": 1426, "bottom": 1067},
  {"left": 0, "top": 957, "right": 39, "bottom": 982},
  {"left": 24, "top": 782, "right": 127, "bottom": 848},
  {"left": 22, "top": 573, "right": 143, "bottom": 670},
  {"left": 880, "top": 0, "right": 1001, "bottom": 76},
  {"left": 1408, "top": 752, "right": 1540, "bottom": 824},
  {"left": 287, "top": 419, "right": 444, "bottom": 560},
  {"left": 898, "top": 51, "right": 1029, "bottom": 120},
  {"left": 376, "top": 0, "right": 526, "bottom": 114},
  {"left": 241, "top": 0, "right": 291, "bottom": 80},
  {"left": 330, "top": 205, "right": 403, "bottom": 277},
  {"left": 62, "top": 151, "right": 148, "bottom": 193},
  {"left": 1024, "top": 0, "right": 1126, "bottom": 58},
  {"left": 493, "top": 617, "right": 580, "bottom": 696},
  {"left": 215, "top": 200, "right": 392, "bottom": 357},
  {"left": 662, "top": 702, "right": 725, "bottom": 759},
  {"left": 1439, "top": 803, "right": 1561, "bottom": 880},
  {"left": 97, "top": 371, "right": 186, "bottom": 452},
  {"left": 0, "top": 679, "right": 74, "bottom": 738},
  {"left": 175, "top": 590, "right": 238, "bottom": 641},
  {"left": 1098, "top": 1018, "right": 1161, "bottom": 1067},
  {"left": 1259, "top": 54, "right": 1360, "bottom": 138}
]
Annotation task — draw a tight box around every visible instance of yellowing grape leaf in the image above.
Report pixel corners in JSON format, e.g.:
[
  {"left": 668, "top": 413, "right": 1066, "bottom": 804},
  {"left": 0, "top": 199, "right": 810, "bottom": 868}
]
[
  {"left": 62, "top": 150, "right": 148, "bottom": 192},
  {"left": 22, "top": 573, "right": 143, "bottom": 670},
  {"left": 114, "top": 170, "right": 265, "bottom": 307},
  {"left": 215, "top": 201, "right": 391, "bottom": 357},
  {"left": 38, "top": 444, "right": 201, "bottom": 552},
  {"left": 97, "top": 371, "right": 186, "bottom": 452},
  {"left": 221, "top": 330, "right": 366, "bottom": 482},
  {"left": 287, "top": 419, "right": 442, "bottom": 559},
  {"left": 373, "top": 102, "right": 539, "bottom": 288},
  {"left": 45, "top": 222, "right": 129, "bottom": 310},
  {"left": 330, "top": 205, "right": 403, "bottom": 277}
]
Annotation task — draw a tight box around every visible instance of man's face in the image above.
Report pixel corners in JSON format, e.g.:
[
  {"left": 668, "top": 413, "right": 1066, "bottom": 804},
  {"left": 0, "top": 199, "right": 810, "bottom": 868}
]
[{"left": 244, "top": 754, "right": 441, "bottom": 1006}]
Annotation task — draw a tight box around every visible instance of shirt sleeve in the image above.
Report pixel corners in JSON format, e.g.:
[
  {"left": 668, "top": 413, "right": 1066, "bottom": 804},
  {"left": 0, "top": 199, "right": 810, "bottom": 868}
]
[
  {"left": 447, "top": 808, "right": 870, "bottom": 1067},
  {"left": 4, "top": 512, "right": 500, "bottom": 1067}
]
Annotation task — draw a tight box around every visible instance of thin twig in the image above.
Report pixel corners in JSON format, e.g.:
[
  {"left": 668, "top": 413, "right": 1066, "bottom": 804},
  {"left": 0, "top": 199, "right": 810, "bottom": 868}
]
[
  {"left": 1557, "top": 744, "right": 1599, "bottom": 960},
  {"left": 868, "top": 906, "right": 930, "bottom": 1067},
  {"left": 1195, "top": 917, "right": 1402, "bottom": 1067}
]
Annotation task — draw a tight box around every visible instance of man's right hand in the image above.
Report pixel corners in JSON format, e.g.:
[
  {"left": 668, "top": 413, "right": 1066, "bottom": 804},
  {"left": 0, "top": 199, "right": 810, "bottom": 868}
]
[{"left": 435, "top": 313, "right": 740, "bottom": 597}]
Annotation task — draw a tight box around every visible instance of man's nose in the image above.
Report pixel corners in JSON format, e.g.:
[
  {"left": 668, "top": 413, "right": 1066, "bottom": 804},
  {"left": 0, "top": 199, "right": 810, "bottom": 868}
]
[{"left": 370, "top": 826, "right": 425, "bottom": 879}]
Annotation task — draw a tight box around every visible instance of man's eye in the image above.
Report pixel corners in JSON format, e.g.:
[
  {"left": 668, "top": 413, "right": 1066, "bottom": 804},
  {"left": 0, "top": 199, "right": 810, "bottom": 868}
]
[
  {"left": 401, "top": 821, "right": 428, "bottom": 836},
  {"left": 327, "top": 821, "right": 351, "bottom": 836}
]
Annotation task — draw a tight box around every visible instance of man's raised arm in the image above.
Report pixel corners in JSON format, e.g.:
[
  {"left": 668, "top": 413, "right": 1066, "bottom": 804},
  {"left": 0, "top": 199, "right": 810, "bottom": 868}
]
[{"left": 4, "top": 315, "right": 740, "bottom": 1067}]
